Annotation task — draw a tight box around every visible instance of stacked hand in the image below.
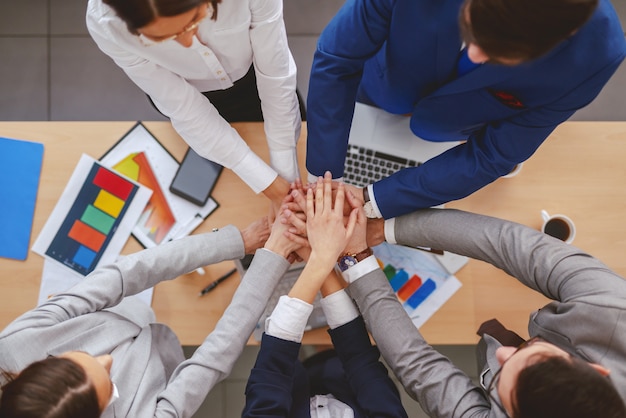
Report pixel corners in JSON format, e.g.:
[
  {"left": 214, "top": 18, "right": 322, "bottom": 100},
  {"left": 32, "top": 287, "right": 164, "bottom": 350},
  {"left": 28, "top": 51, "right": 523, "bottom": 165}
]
[{"left": 306, "top": 173, "right": 358, "bottom": 266}]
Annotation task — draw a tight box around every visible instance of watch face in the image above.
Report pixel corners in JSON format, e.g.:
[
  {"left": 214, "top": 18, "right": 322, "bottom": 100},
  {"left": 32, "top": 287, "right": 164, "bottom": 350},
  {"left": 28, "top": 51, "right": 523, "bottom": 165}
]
[
  {"left": 338, "top": 255, "right": 358, "bottom": 272},
  {"left": 363, "top": 201, "right": 378, "bottom": 219}
]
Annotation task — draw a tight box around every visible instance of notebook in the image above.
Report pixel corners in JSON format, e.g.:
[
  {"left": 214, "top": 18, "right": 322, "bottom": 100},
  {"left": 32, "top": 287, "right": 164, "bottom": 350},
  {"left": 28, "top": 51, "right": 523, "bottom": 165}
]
[
  {"left": 0, "top": 137, "right": 44, "bottom": 260},
  {"left": 343, "top": 103, "right": 460, "bottom": 187},
  {"left": 235, "top": 254, "right": 327, "bottom": 341}
]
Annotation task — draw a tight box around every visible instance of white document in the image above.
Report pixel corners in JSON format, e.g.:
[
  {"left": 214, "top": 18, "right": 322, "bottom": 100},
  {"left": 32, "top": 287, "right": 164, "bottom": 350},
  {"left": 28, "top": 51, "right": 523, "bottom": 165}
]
[{"left": 33, "top": 153, "right": 153, "bottom": 306}]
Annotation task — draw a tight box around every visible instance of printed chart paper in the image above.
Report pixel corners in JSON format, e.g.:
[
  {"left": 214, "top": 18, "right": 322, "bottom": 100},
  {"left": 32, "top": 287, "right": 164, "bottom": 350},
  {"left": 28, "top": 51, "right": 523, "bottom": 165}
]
[
  {"left": 32, "top": 154, "right": 151, "bottom": 277},
  {"left": 373, "top": 242, "right": 462, "bottom": 328}
]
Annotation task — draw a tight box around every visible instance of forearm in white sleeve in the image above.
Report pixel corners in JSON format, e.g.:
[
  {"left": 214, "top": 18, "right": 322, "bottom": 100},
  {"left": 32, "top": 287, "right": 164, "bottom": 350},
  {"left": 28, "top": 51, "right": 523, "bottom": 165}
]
[
  {"left": 320, "top": 289, "right": 359, "bottom": 329},
  {"left": 265, "top": 295, "right": 313, "bottom": 343}
]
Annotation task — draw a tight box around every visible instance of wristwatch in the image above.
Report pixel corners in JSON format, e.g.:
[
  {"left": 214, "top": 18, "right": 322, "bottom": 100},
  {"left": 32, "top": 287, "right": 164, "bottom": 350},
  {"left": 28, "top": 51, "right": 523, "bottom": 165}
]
[
  {"left": 362, "top": 186, "right": 379, "bottom": 219},
  {"left": 337, "top": 247, "right": 374, "bottom": 272}
]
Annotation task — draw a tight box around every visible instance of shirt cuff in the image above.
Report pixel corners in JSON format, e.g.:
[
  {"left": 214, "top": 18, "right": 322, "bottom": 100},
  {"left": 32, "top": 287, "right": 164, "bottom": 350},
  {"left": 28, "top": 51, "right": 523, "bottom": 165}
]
[
  {"left": 270, "top": 147, "right": 299, "bottom": 183},
  {"left": 320, "top": 289, "right": 359, "bottom": 329},
  {"left": 340, "top": 255, "right": 379, "bottom": 284},
  {"left": 265, "top": 295, "right": 313, "bottom": 343},
  {"left": 231, "top": 150, "right": 277, "bottom": 194},
  {"left": 367, "top": 184, "right": 383, "bottom": 218},
  {"left": 384, "top": 218, "right": 397, "bottom": 244}
]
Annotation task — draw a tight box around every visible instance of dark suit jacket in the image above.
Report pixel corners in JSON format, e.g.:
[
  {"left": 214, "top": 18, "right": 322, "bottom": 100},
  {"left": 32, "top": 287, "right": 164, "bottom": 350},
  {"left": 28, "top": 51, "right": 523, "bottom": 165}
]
[
  {"left": 306, "top": 0, "right": 626, "bottom": 218},
  {"left": 243, "top": 316, "right": 408, "bottom": 417}
]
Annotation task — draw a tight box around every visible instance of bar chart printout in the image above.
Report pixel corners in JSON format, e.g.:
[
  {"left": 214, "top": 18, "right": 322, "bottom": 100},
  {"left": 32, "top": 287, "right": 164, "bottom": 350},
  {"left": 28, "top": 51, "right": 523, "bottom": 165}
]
[
  {"left": 33, "top": 155, "right": 151, "bottom": 277},
  {"left": 372, "top": 242, "right": 462, "bottom": 328}
]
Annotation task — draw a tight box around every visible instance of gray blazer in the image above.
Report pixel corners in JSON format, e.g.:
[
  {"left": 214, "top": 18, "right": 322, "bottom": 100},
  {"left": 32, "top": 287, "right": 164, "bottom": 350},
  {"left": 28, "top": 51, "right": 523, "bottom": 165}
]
[
  {"left": 0, "top": 226, "right": 290, "bottom": 418},
  {"left": 348, "top": 209, "right": 626, "bottom": 417}
]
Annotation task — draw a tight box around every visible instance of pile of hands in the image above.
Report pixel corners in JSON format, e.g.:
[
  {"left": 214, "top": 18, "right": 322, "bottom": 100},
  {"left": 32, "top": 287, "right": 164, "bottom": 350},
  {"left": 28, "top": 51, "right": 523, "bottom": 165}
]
[
  {"left": 279, "top": 171, "right": 368, "bottom": 269},
  {"left": 243, "top": 172, "right": 381, "bottom": 291}
]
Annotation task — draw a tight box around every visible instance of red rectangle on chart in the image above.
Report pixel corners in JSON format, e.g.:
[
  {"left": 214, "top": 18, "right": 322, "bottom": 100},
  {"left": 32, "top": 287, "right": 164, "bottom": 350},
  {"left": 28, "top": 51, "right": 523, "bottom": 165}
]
[
  {"left": 92, "top": 167, "right": 133, "bottom": 200},
  {"left": 397, "top": 274, "right": 423, "bottom": 302},
  {"left": 68, "top": 220, "right": 106, "bottom": 252}
]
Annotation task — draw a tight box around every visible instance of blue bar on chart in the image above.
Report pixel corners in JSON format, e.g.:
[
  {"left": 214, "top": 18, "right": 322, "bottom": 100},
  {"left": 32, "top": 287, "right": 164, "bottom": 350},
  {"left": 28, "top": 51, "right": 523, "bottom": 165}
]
[
  {"left": 389, "top": 269, "right": 409, "bottom": 291},
  {"left": 405, "top": 278, "right": 437, "bottom": 309}
]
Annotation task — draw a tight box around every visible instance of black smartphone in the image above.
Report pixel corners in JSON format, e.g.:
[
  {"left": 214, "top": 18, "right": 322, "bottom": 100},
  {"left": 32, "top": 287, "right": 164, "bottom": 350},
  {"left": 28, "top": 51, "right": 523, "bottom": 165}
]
[{"left": 169, "top": 148, "right": 223, "bottom": 206}]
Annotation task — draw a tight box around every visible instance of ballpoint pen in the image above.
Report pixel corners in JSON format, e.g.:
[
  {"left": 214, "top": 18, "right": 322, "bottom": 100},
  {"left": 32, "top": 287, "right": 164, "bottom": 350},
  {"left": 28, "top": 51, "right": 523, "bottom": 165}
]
[{"left": 198, "top": 267, "right": 237, "bottom": 296}]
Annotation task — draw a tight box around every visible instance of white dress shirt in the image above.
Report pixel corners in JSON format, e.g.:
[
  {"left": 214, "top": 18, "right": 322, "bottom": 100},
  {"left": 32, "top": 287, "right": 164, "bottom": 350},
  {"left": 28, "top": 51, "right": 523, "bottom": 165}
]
[{"left": 87, "top": 0, "right": 301, "bottom": 193}]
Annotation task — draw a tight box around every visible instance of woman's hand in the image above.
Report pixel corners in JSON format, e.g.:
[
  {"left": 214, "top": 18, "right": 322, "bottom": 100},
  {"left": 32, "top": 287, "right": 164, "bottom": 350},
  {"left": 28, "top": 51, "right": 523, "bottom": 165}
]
[
  {"left": 306, "top": 172, "right": 358, "bottom": 267},
  {"left": 343, "top": 186, "right": 369, "bottom": 254}
]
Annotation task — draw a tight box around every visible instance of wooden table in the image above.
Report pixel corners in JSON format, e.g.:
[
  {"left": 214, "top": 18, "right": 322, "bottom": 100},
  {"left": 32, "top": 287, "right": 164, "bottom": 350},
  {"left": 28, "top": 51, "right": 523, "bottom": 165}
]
[{"left": 1, "top": 121, "right": 625, "bottom": 345}]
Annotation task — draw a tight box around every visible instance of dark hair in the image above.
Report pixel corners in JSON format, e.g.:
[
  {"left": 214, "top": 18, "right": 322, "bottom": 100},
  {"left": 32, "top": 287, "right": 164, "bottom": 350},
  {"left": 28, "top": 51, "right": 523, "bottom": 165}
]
[
  {"left": 512, "top": 356, "right": 626, "bottom": 418},
  {"left": 460, "top": 0, "right": 598, "bottom": 62},
  {"left": 102, "top": 0, "right": 221, "bottom": 34},
  {"left": 0, "top": 358, "right": 100, "bottom": 418}
]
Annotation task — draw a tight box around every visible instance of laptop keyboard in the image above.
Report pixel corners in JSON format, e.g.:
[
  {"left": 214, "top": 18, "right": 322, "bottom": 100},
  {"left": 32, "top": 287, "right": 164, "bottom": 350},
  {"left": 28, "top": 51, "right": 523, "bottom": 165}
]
[{"left": 344, "top": 144, "right": 421, "bottom": 187}]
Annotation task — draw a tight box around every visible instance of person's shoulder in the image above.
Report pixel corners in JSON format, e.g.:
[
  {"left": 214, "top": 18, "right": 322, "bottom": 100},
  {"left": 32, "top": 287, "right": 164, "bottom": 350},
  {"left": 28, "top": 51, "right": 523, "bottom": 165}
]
[
  {"left": 563, "top": 0, "right": 626, "bottom": 64},
  {"left": 87, "top": 0, "right": 116, "bottom": 21},
  {"left": 86, "top": 0, "right": 127, "bottom": 38},
  {"left": 587, "top": 0, "right": 626, "bottom": 44}
]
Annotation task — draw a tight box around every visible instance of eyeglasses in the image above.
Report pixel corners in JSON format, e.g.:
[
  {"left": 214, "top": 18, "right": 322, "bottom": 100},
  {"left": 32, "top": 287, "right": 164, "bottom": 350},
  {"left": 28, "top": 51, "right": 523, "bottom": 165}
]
[
  {"left": 482, "top": 337, "right": 546, "bottom": 417},
  {"left": 139, "top": 3, "right": 212, "bottom": 46}
]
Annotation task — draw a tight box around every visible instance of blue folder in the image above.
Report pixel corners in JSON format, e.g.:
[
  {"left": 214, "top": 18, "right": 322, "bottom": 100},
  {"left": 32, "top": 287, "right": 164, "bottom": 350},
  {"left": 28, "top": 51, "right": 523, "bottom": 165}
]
[{"left": 0, "top": 137, "right": 44, "bottom": 260}]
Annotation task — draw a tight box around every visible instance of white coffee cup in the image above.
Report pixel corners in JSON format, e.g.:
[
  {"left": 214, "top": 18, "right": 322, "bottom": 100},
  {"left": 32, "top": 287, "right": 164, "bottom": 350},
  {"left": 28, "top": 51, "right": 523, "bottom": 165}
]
[
  {"left": 502, "top": 162, "right": 523, "bottom": 178},
  {"left": 541, "top": 210, "right": 576, "bottom": 244}
]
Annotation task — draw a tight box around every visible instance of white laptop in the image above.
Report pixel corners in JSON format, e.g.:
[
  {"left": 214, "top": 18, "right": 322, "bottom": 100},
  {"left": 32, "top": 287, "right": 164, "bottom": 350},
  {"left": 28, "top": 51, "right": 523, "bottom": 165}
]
[{"left": 344, "top": 102, "right": 460, "bottom": 187}]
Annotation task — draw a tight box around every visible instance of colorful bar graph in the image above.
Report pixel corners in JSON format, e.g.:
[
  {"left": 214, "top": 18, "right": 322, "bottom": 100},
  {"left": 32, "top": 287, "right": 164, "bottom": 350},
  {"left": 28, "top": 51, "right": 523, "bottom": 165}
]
[
  {"left": 405, "top": 278, "right": 437, "bottom": 309},
  {"left": 45, "top": 162, "right": 138, "bottom": 276},
  {"left": 389, "top": 269, "right": 409, "bottom": 291},
  {"left": 397, "top": 274, "right": 423, "bottom": 302},
  {"left": 376, "top": 255, "right": 440, "bottom": 312}
]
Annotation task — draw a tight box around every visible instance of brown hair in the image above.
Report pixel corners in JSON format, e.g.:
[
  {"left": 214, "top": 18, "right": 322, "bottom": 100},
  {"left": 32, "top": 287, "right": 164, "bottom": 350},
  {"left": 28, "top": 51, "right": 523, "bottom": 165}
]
[
  {"left": 512, "top": 356, "right": 626, "bottom": 418},
  {"left": 0, "top": 358, "right": 100, "bottom": 418},
  {"left": 460, "top": 0, "right": 599, "bottom": 62},
  {"left": 102, "top": 0, "right": 221, "bottom": 34}
]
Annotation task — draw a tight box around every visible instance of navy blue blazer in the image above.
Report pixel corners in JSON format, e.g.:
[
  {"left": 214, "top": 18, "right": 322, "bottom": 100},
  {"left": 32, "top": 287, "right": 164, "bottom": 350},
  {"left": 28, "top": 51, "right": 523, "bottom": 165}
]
[
  {"left": 306, "top": 0, "right": 626, "bottom": 218},
  {"left": 242, "top": 316, "right": 408, "bottom": 417}
]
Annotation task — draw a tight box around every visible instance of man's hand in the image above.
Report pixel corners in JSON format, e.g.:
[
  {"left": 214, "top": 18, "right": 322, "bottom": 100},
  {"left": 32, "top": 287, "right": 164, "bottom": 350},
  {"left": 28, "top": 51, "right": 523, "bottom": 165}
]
[
  {"left": 343, "top": 188, "right": 369, "bottom": 255},
  {"left": 366, "top": 218, "right": 386, "bottom": 247},
  {"left": 241, "top": 216, "right": 271, "bottom": 254},
  {"left": 324, "top": 180, "right": 364, "bottom": 216}
]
